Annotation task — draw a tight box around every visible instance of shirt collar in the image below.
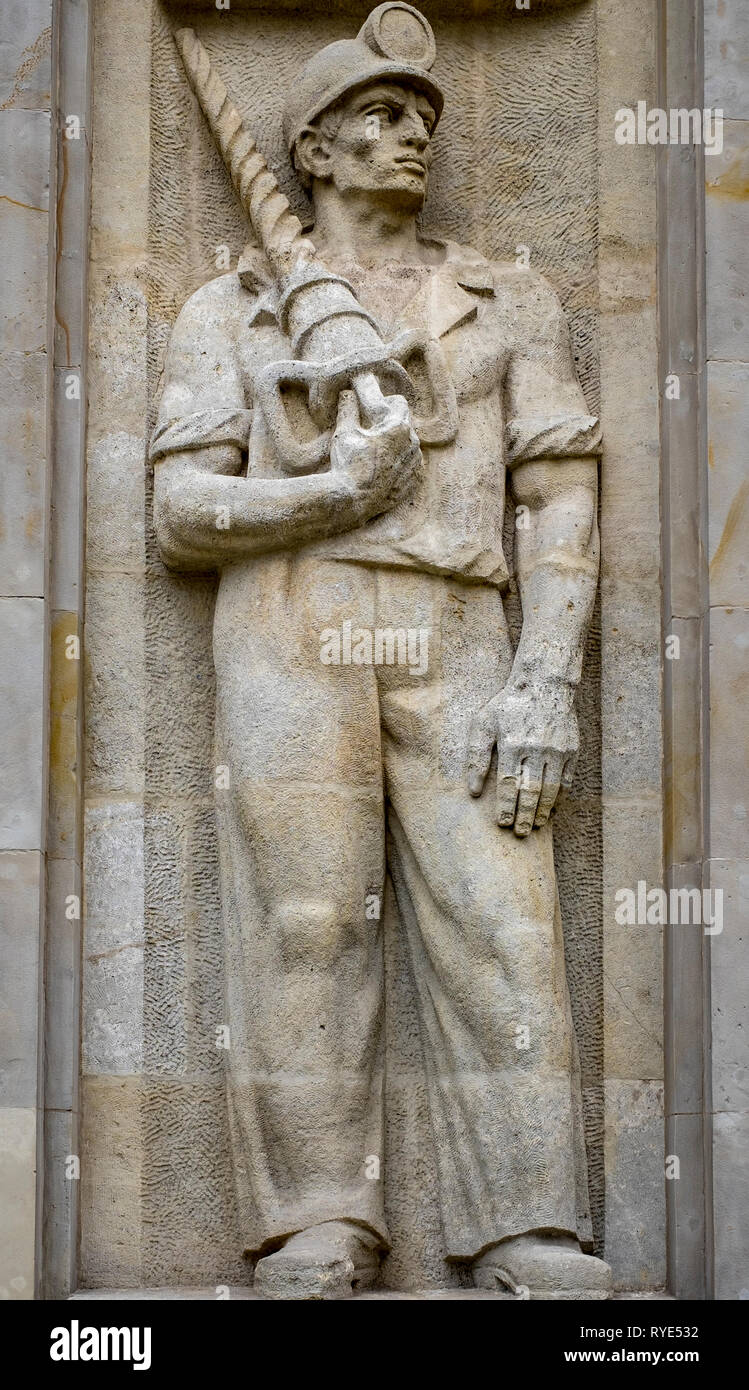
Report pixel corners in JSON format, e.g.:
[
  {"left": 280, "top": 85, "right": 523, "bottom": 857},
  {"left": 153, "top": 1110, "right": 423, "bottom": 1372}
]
[
  {"left": 401, "top": 237, "right": 494, "bottom": 340},
  {"left": 426, "top": 236, "right": 496, "bottom": 295},
  {"left": 237, "top": 234, "right": 495, "bottom": 337}
]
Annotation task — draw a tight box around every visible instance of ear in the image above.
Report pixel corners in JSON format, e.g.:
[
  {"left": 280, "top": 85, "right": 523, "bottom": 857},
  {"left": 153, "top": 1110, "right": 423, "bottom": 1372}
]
[{"left": 294, "top": 126, "right": 334, "bottom": 183}]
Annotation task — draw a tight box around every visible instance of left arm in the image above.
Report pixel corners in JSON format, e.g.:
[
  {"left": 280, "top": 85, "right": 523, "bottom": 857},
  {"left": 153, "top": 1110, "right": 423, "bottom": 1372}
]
[{"left": 466, "top": 456, "right": 599, "bottom": 836}]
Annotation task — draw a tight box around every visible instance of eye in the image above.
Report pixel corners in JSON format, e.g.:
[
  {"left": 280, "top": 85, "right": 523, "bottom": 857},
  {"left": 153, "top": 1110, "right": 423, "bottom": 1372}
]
[{"left": 367, "top": 103, "right": 396, "bottom": 123}]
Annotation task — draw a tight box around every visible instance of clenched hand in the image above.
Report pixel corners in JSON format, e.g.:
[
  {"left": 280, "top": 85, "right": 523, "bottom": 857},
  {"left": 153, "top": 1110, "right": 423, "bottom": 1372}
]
[{"left": 329, "top": 377, "right": 422, "bottom": 520}]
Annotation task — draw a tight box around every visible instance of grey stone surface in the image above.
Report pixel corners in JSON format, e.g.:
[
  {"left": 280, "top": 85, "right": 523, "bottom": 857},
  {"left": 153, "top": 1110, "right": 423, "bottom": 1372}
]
[
  {"left": 602, "top": 798, "right": 664, "bottom": 1087},
  {"left": 0, "top": 851, "right": 42, "bottom": 1108},
  {"left": 86, "top": 433, "right": 146, "bottom": 573},
  {"left": 54, "top": 124, "right": 92, "bottom": 371},
  {"left": 603, "top": 916, "right": 664, "bottom": 1083},
  {"left": 42, "top": 1106, "right": 79, "bottom": 1299},
  {"left": 56, "top": 0, "right": 92, "bottom": 136},
  {"left": 0, "top": 105, "right": 51, "bottom": 211},
  {"left": 86, "top": 275, "right": 149, "bottom": 451},
  {"left": 704, "top": 0, "right": 749, "bottom": 1306},
  {"left": 0, "top": 597, "right": 45, "bottom": 849},
  {"left": 712, "top": 1109, "right": 749, "bottom": 1299},
  {"left": 708, "top": 856, "right": 749, "bottom": 1114},
  {"left": 0, "top": 0, "right": 734, "bottom": 1313},
  {"left": 665, "top": 863, "right": 707, "bottom": 1119},
  {"left": 74, "top": 0, "right": 149, "bottom": 1299},
  {"left": 0, "top": 350, "right": 48, "bottom": 596},
  {"left": 658, "top": 0, "right": 710, "bottom": 1303},
  {"left": 44, "top": 856, "right": 81, "bottom": 1112},
  {"left": 705, "top": 0, "right": 749, "bottom": 120},
  {"left": 0, "top": 1106, "right": 38, "bottom": 1300},
  {"left": 142, "top": 808, "right": 188, "bottom": 1077},
  {"left": 596, "top": 0, "right": 664, "bottom": 1290},
  {"left": 708, "top": 845, "right": 749, "bottom": 1301},
  {"left": 84, "top": 575, "right": 145, "bottom": 798},
  {"left": 663, "top": 617, "right": 703, "bottom": 870},
  {"left": 663, "top": 375, "right": 702, "bottom": 622},
  {"left": 88, "top": 0, "right": 150, "bottom": 273},
  {"left": 0, "top": 109, "right": 51, "bottom": 355},
  {"left": 599, "top": 584, "right": 662, "bottom": 801},
  {"left": 707, "top": 360, "right": 749, "bottom": 609},
  {"left": 604, "top": 1079, "right": 666, "bottom": 1290},
  {"left": 82, "top": 802, "right": 144, "bottom": 1076},
  {"left": 50, "top": 371, "right": 86, "bottom": 614},
  {"left": 665, "top": 1112, "right": 707, "bottom": 1301},
  {"left": 140, "top": 1077, "right": 245, "bottom": 1287},
  {"left": 79, "top": 1075, "right": 142, "bottom": 1289},
  {"left": 0, "top": 0, "right": 54, "bottom": 1306},
  {"left": 0, "top": 0, "right": 52, "bottom": 112},
  {"left": 709, "top": 606, "right": 749, "bottom": 862},
  {"left": 705, "top": 117, "right": 749, "bottom": 363},
  {"left": 42, "top": 0, "right": 93, "bottom": 1299}
]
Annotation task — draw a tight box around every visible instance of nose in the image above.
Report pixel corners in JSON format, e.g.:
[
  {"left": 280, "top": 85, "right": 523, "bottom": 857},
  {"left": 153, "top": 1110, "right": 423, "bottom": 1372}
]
[{"left": 399, "top": 106, "right": 429, "bottom": 150}]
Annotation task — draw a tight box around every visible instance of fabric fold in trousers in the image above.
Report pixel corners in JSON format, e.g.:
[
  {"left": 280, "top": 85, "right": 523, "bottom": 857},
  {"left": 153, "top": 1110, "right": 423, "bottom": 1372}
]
[{"left": 212, "top": 553, "right": 593, "bottom": 1259}]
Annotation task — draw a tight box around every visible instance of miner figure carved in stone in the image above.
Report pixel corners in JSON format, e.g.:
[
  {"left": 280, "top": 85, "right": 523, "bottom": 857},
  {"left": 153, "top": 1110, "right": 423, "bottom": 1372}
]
[{"left": 151, "top": 3, "right": 609, "bottom": 1299}]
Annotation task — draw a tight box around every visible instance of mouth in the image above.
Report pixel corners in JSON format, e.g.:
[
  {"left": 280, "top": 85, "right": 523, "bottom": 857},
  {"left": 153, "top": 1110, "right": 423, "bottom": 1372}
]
[{"left": 393, "top": 156, "right": 427, "bottom": 176}]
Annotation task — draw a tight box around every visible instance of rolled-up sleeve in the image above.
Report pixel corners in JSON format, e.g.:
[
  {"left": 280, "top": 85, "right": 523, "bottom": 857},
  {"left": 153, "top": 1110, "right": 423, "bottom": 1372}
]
[
  {"left": 149, "top": 278, "right": 251, "bottom": 465},
  {"left": 503, "top": 271, "right": 601, "bottom": 468}
]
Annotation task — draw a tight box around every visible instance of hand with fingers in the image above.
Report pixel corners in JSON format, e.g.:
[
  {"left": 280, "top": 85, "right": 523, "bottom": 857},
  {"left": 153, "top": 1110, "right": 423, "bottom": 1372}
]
[
  {"left": 329, "top": 379, "right": 422, "bottom": 522},
  {"left": 466, "top": 679, "right": 579, "bottom": 837}
]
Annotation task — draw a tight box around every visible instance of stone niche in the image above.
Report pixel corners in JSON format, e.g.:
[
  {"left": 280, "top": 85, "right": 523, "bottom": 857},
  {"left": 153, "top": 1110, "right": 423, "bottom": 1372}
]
[{"left": 81, "top": 0, "right": 663, "bottom": 1292}]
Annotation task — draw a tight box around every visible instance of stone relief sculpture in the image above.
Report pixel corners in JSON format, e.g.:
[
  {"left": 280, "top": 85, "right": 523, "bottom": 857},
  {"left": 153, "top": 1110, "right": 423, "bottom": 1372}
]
[{"left": 151, "top": 3, "right": 607, "bottom": 1299}]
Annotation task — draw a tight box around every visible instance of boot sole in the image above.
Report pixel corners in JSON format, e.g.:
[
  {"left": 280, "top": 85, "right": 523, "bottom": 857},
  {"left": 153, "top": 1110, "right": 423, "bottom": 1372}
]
[
  {"left": 475, "top": 1267, "right": 611, "bottom": 1300},
  {"left": 255, "top": 1256, "right": 379, "bottom": 1301}
]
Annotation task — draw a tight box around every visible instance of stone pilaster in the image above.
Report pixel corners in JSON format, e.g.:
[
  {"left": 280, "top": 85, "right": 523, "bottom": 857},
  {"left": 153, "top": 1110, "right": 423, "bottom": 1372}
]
[{"left": 0, "top": 0, "right": 56, "bottom": 1302}]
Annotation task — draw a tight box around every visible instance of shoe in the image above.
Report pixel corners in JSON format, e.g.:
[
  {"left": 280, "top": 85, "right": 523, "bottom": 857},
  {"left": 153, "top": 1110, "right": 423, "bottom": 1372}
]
[
  {"left": 254, "top": 1220, "right": 381, "bottom": 1300},
  {"left": 472, "top": 1234, "right": 612, "bottom": 1300}
]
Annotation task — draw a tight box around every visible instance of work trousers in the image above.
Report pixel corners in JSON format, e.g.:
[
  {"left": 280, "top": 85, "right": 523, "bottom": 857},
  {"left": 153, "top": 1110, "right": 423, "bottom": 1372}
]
[{"left": 212, "top": 554, "right": 592, "bottom": 1259}]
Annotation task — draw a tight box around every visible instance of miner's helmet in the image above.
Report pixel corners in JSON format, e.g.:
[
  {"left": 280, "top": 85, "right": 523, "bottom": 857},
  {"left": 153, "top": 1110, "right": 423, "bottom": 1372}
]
[{"left": 282, "top": 3, "right": 444, "bottom": 156}]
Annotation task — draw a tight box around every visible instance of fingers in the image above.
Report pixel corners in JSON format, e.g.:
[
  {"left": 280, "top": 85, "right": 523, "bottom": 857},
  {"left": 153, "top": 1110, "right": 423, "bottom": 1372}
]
[
  {"left": 473, "top": 735, "right": 573, "bottom": 835},
  {"left": 466, "top": 711, "right": 495, "bottom": 797},
  {"left": 379, "top": 393, "right": 411, "bottom": 430},
  {"left": 495, "top": 744, "right": 522, "bottom": 826},
  {"left": 370, "top": 396, "right": 411, "bottom": 445},
  {"left": 534, "top": 752, "right": 564, "bottom": 827},
  {"left": 561, "top": 753, "right": 578, "bottom": 791},
  {"left": 354, "top": 374, "right": 411, "bottom": 433},
  {"left": 511, "top": 752, "right": 545, "bottom": 837}
]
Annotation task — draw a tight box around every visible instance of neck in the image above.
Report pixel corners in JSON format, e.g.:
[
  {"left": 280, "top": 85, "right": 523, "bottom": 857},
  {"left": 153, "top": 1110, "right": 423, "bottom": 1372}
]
[{"left": 310, "top": 186, "right": 425, "bottom": 267}]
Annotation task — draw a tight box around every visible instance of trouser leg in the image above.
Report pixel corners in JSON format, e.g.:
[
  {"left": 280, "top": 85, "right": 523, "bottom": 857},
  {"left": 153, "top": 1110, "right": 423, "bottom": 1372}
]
[
  {"left": 213, "top": 557, "right": 388, "bottom": 1255},
  {"left": 375, "top": 569, "right": 592, "bottom": 1259}
]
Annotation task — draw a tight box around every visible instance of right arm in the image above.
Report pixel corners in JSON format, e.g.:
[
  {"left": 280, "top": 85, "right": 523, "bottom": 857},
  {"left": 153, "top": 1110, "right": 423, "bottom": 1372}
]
[
  {"left": 154, "top": 386, "right": 421, "bottom": 571},
  {"left": 152, "top": 281, "right": 420, "bottom": 570}
]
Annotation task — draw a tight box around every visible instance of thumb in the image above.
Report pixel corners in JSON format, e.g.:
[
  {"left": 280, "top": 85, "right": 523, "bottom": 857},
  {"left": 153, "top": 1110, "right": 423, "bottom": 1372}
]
[{"left": 466, "top": 711, "right": 495, "bottom": 797}]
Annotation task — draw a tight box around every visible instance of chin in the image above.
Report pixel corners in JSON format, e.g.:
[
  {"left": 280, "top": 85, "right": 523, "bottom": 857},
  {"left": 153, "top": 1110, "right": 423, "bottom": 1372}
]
[{"left": 377, "top": 176, "right": 427, "bottom": 211}]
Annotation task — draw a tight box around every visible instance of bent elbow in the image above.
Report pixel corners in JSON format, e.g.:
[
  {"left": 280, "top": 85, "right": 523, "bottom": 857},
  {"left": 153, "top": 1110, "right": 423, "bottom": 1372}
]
[{"left": 153, "top": 474, "right": 205, "bottom": 571}]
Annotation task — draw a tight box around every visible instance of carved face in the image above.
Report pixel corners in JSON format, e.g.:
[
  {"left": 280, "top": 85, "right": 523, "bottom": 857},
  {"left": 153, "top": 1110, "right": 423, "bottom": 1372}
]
[{"left": 299, "top": 80, "right": 436, "bottom": 209}]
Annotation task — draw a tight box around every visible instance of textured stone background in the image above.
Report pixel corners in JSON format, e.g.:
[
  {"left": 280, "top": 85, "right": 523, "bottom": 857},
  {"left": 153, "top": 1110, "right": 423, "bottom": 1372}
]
[{"left": 84, "top": 0, "right": 603, "bottom": 1290}]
